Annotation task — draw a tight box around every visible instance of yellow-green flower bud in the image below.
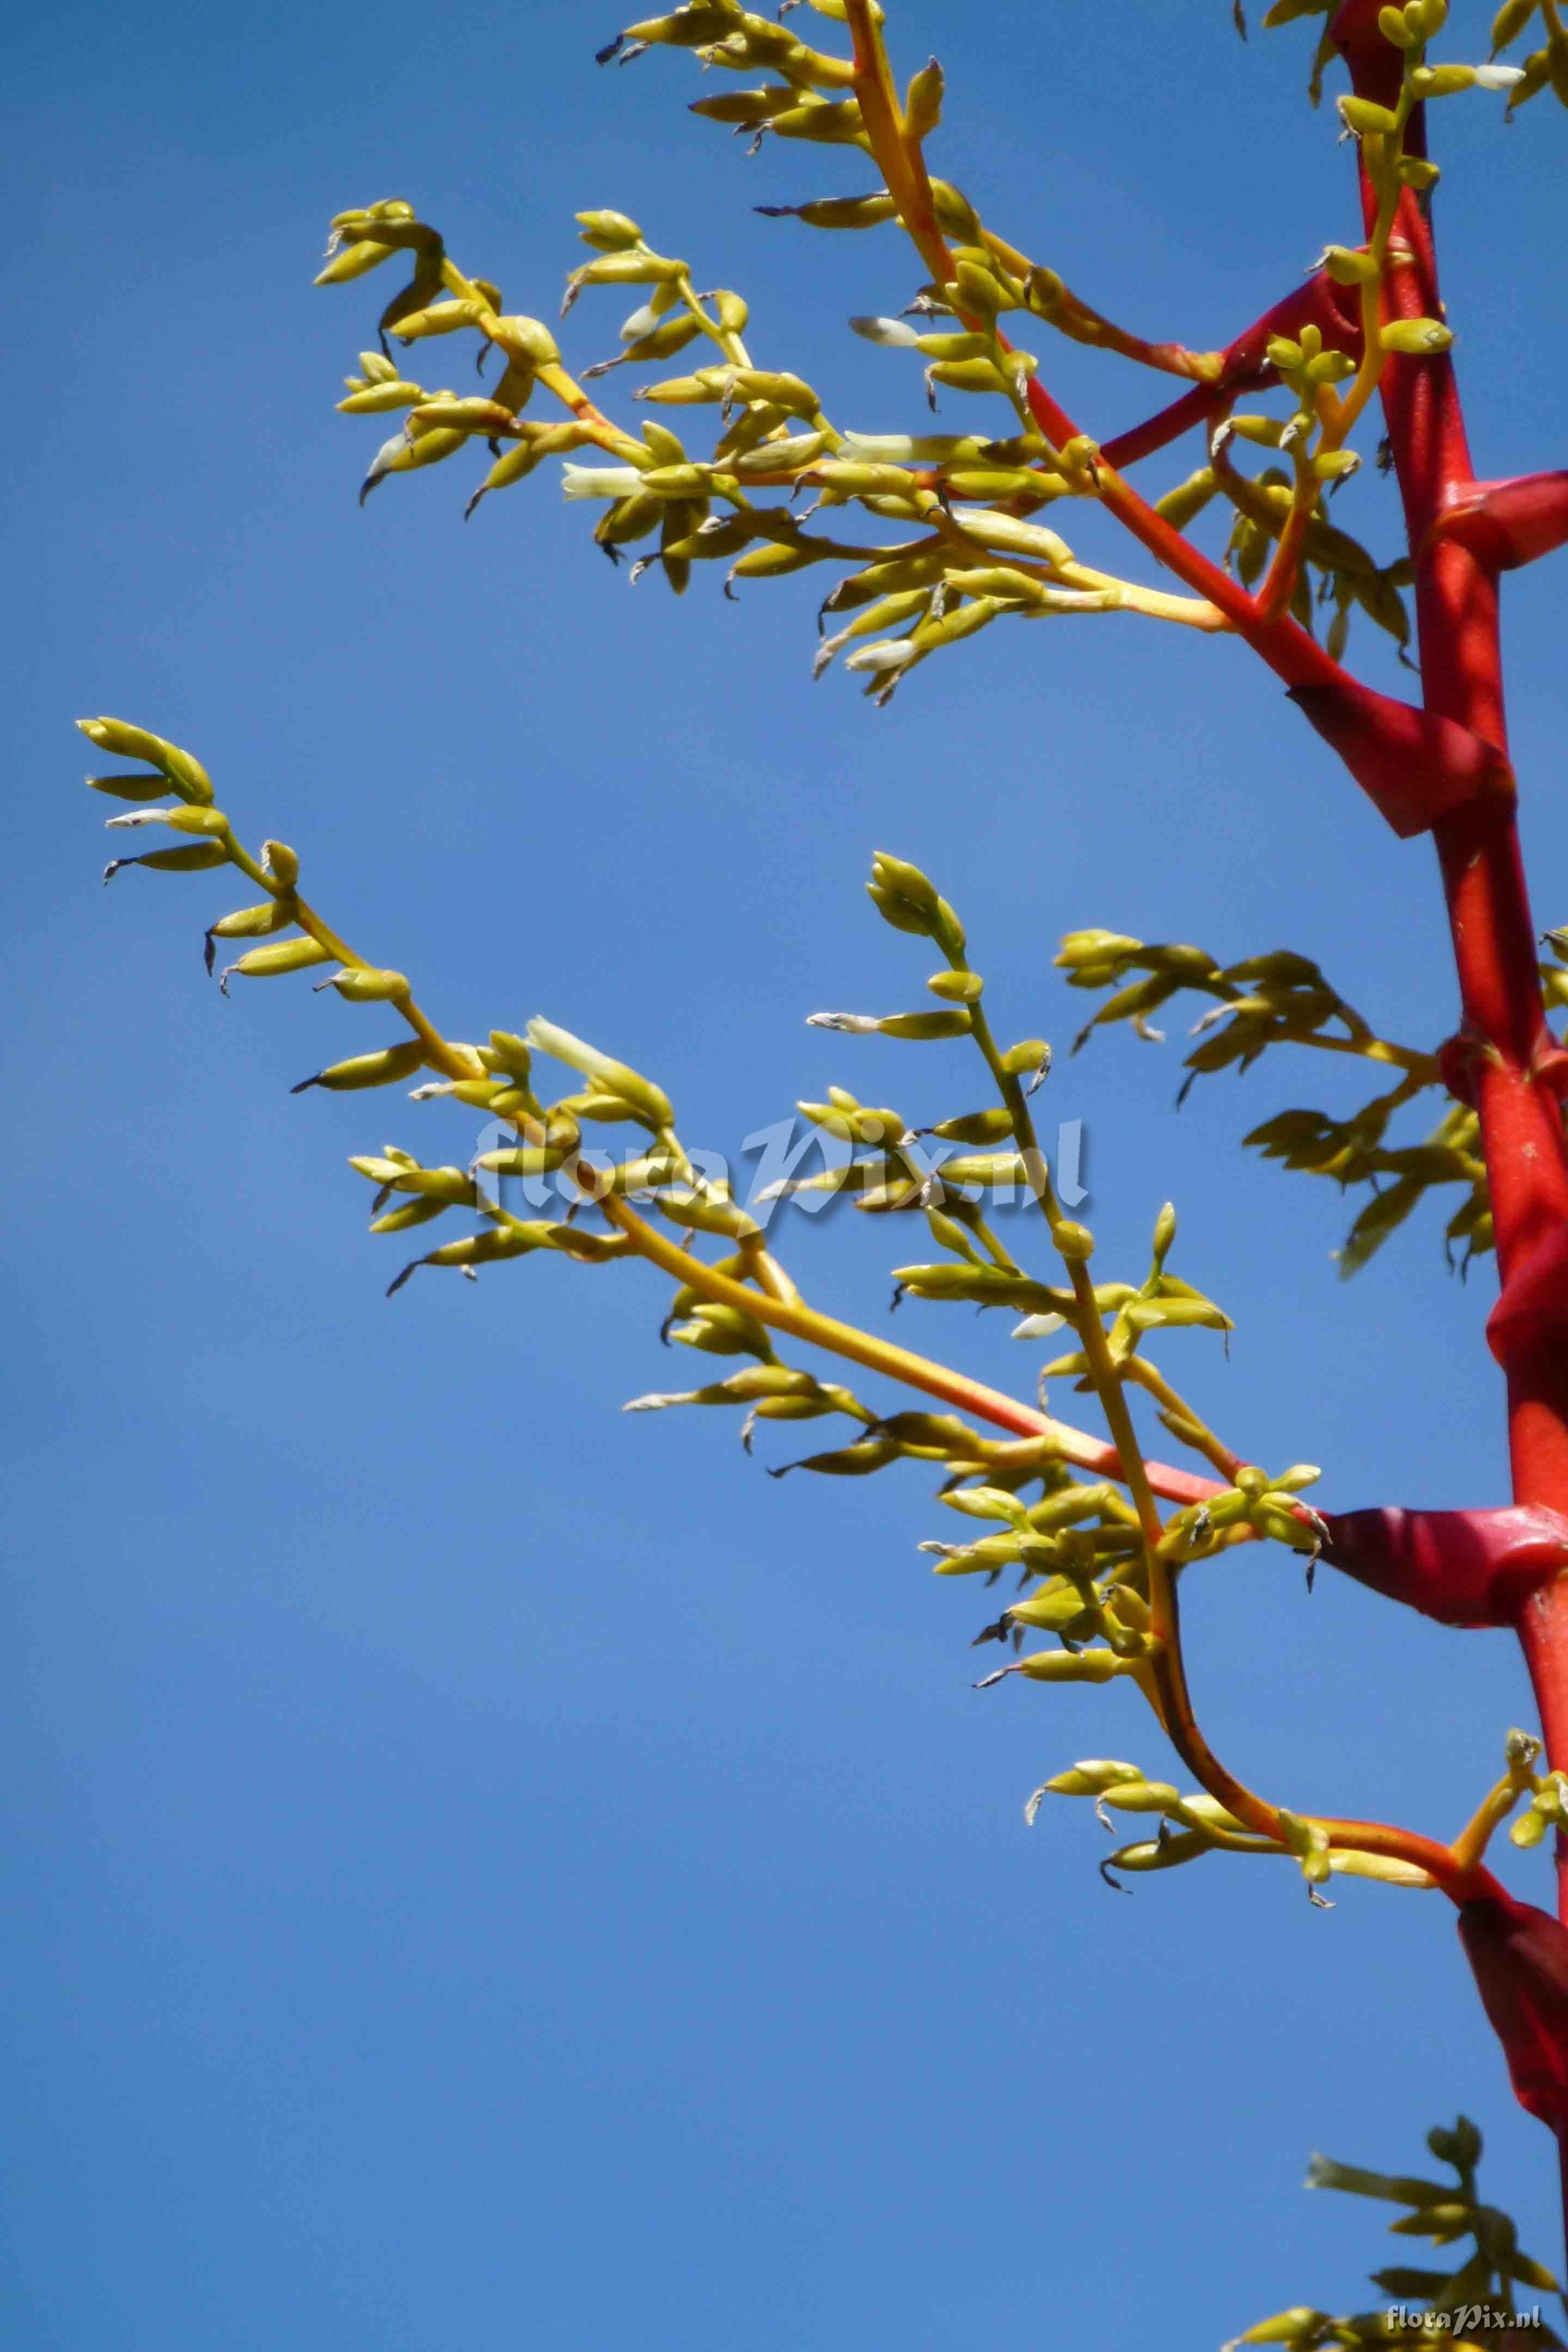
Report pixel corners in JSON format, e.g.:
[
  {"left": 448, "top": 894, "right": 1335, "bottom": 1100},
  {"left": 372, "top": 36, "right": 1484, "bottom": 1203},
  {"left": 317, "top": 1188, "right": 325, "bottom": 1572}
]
[
  {"left": 638, "top": 462, "right": 712, "bottom": 498},
  {"left": 756, "top": 193, "right": 898, "bottom": 231},
  {"left": 616, "top": 314, "right": 702, "bottom": 367},
  {"left": 480, "top": 1031, "right": 533, "bottom": 1082},
  {"left": 315, "top": 238, "right": 400, "bottom": 286},
  {"left": 292, "top": 1043, "right": 425, "bottom": 1094},
  {"left": 77, "top": 718, "right": 213, "bottom": 804},
  {"left": 386, "top": 1225, "right": 545, "bottom": 1294},
  {"left": 951, "top": 256, "right": 1005, "bottom": 317},
  {"left": 385, "top": 298, "right": 486, "bottom": 342},
  {"left": 526, "top": 1018, "right": 673, "bottom": 1128},
  {"left": 1379, "top": 316, "right": 1454, "bottom": 355},
  {"left": 904, "top": 57, "right": 944, "bottom": 139},
  {"left": 575, "top": 209, "right": 643, "bottom": 251},
  {"left": 220, "top": 937, "right": 332, "bottom": 988},
  {"left": 1491, "top": 0, "right": 1536, "bottom": 45},
  {"left": 1338, "top": 94, "right": 1400, "bottom": 134},
  {"left": 1056, "top": 930, "right": 1141, "bottom": 970},
  {"left": 1039, "top": 1760, "right": 1144, "bottom": 1798},
  {"left": 927, "top": 969, "right": 982, "bottom": 1003},
  {"left": 567, "top": 252, "right": 686, "bottom": 297},
  {"left": 85, "top": 770, "right": 171, "bottom": 803},
  {"left": 1013, "top": 1648, "right": 1121, "bottom": 1683},
  {"left": 157, "top": 804, "right": 229, "bottom": 837},
  {"left": 208, "top": 901, "right": 295, "bottom": 943},
  {"left": 928, "top": 180, "right": 981, "bottom": 240},
  {"left": 1409, "top": 62, "right": 1477, "bottom": 94},
  {"left": 864, "top": 850, "right": 944, "bottom": 938},
  {"left": 928, "top": 1107, "right": 1014, "bottom": 1146},
  {"left": 338, "top": 381, "right": 425, "bottom": 414},
  {"left": 1154, "top": 468, "right": 1216, "bottom": 529},
  {"left": 442, "top": 1078, "right": 508, "bottom": 1109},
  {"left": 654, "top": 1188, "right": 762, "bottom": 1244},
  {"left": 474, "top": 1146, "right": 567, "bottom": 1179},
  {"left": 798, "top": 1098, "right": 901, "bottom": 1147},
  {"left": 1229, "top": 2310, "right": 1330, "bottom": 2345},
  {"left": 720, "top": 367, "right": 820, "bottom": 419},
  {"left": 204, "top": 899, "right": 295, "bottom": 972},
  {"left": 322, "top": 966, "right": 411, "bottom": 1003},
  {"left": 1006, "top": 1584, "right": 1095, "bottom": 1633},
  {"left": 360, "top": 425, "right": 468, "bottom": 503},
  {"left": 665, "top": 1301, "right": 774, "bottom": 1360},
  {"left": 924, "top": 357, "right": 1013, "bottom": 397},
  {"left": 807, "top": 1008, "right": 971, "bottom": 1041},
  {"left": 1099, "top": 1779, "right": 1180, "bottom": 1814},
  {"left": 105, "top": 841, "right": 229, "bottom": 883},
  {"left": 953, "top": 510, "right": 1074, "bottom": 569},
  {"left": 369, "top": 1198, "right": 449, "bottom": 1236}
]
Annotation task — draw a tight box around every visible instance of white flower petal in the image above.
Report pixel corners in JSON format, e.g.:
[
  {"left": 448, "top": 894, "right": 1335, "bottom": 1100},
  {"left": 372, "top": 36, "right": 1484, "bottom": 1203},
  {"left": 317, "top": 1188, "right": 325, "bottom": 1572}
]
[
  {"left": 843, "top": 638, "right": 918, "bottom": 673},
  {"left": 560, "top": 463, "right": 645, "bottom": 501}
]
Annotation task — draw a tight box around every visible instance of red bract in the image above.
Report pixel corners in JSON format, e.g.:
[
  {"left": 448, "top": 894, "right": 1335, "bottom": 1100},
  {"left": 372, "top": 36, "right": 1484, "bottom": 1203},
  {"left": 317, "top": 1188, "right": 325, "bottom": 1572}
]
[
  {"left": 1432, "top": 473, "right": 1568, "bottom": 575},
  {"left": 1288, "top": 682, "right": 1514, "bottom": 840},
  {"left": 1460, "top": 1896, "right": 1568, "bottom": 2138},
  {"left": 1320, "top": 1506, "right": 1568, "bottom": 1630}
]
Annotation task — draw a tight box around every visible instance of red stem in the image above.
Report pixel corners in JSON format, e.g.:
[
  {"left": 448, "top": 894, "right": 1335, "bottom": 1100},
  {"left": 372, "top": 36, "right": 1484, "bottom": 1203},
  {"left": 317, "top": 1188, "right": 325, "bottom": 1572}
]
[
  {"left": 1012, "top": 360, "right": 1347, "bottom": 688},
  {"left": 1334, "top": 2, "right": 1568, "bottom": 2229},
  {"left": 1101, "top": 270, "right": 1363, "bottom": 474},
  {"left": 1350, "top": 104, "right": 1568, "bottom": 1753}
]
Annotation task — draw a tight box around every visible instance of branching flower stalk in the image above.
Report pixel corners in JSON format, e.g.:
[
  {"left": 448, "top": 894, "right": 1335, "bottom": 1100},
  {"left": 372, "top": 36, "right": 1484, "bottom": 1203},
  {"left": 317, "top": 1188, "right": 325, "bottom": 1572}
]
[{"left": 82, "top": 0, "right": 1568, "bottom": 2310}]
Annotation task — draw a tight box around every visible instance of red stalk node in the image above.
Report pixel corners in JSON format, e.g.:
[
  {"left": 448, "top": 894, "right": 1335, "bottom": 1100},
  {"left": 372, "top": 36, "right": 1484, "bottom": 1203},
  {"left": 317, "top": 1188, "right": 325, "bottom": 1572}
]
[
  {"left": 1101, "top": 272, "right": 1362, "bottom": 474},
  {"left": 1489, "top": 1226, "right": 1568, "bottom": 1373},
  {"left": 1429, "top": 473, "right": 1568, "bottom": 575},
  {"left": 1319, "top": 1505, "right": 1568, "bottom": 1629},
  {"left": 1459, "top": 1893, "right": 1568, "bottom": 2137},
  {"left": 1287, "top": 681, "right": 1515, "bottom": 839}
]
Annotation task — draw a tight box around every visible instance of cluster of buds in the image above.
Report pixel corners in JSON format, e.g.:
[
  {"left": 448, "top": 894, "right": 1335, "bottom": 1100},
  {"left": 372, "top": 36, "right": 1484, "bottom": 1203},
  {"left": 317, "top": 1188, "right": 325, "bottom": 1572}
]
[
  {"left": 304, "top": 0, "right": 1568, "bottom": 762},
  {"left": 320, "top": 188, "right": 1123, "bottom": 653},
  {"left": 1028, "top": 1754, "right": 1425, "bottom": 1898},
  {"left": 307, "top": 0, "right": 1568, "bottom": 759},
  {"left": 1197, "top": 350, "right": 1417, "bottom": 659},
  {"left": 84, "top": 723, "right": 1369, "bottom": 1933},
  {"left": 1476, "top": 0, "right": 1568, "bottom": 115},
  {"left": 1245, "top": 0, "right": 1565, "bottom": 117},
  {"left": 1227, "top": 2115, "right": 1563, "bottom": 2349},
  {"left": 321, "top": 0, "right": 1442, "bottom": 707},
  {"left": 1054, "top": 925, "right": 1529, "bottom": 1276},
  {"left": 596, "top": 1, "right": 862, "bottom": 88}
]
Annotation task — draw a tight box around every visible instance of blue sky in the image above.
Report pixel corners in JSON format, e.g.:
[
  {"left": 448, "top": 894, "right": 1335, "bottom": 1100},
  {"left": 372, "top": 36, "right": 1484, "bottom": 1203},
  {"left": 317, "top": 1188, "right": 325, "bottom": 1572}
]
[{"left": 5, "top": 3, "right": 1568, "bottom": 2345}]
